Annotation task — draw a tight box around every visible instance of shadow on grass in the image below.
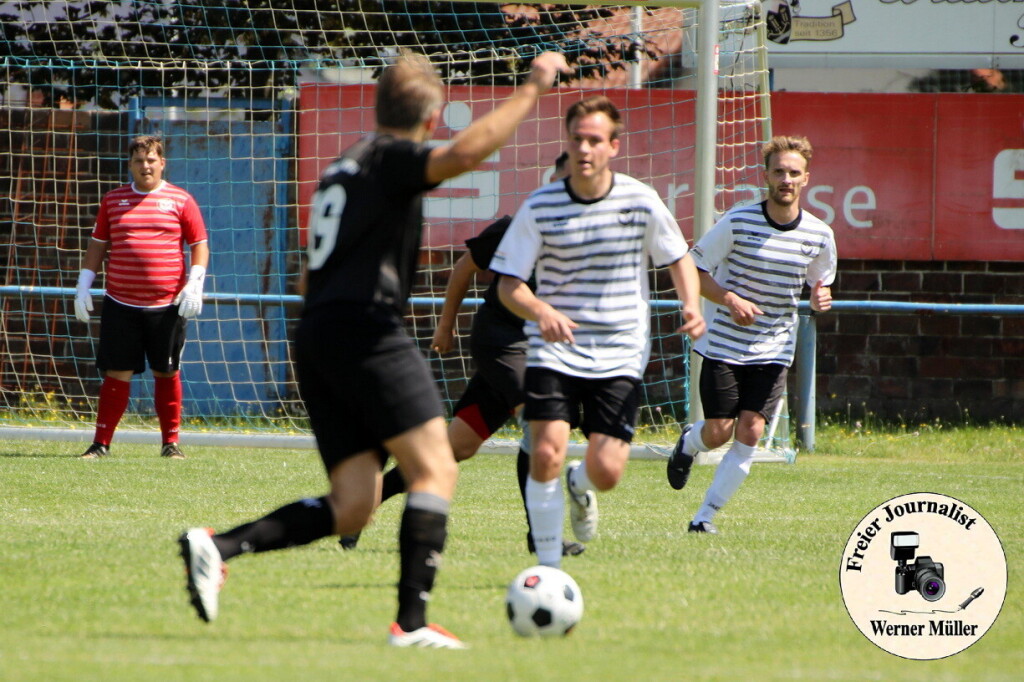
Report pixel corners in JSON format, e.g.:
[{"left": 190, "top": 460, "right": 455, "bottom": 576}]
[{"left": 0, "top": 450, "right": 82, "bottom": 458}]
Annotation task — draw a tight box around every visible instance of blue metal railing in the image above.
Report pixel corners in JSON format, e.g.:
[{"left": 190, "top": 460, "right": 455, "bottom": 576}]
[
  {"left": 0, "top": 287, "right": 688, "bottom": 310},
  {"left": 5, "top": 286, "right": 1022, "bottom": 452},
  {"left": 794, "top": 300, "right": 1024, "bottom": 451}
]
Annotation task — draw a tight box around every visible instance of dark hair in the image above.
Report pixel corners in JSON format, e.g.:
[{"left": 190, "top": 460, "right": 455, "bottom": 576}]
[
  {"left": 128, "top": 135, "right": 164, "bottom": 158},
  {"left": 554, "top": 151, "right": 569, "bottom": 172},
  {"left": 376, "top": 52, "right": 444, "bottom": 130},
  {"left": 762, "top": 135, "right": 813, "bottom": 170},
  {"left": 565, "top": 95, "right": 623, "bottom": 140}
]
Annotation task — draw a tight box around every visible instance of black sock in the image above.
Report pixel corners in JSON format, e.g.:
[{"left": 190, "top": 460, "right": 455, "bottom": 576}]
[
  {"left": 212, "top": 496, "right": 334, "bottom": 560},
  {"left": 380, "top": 466, "right": 407, "bottom": 504},
  {"left": 396, "top": 493, "right": 449, "bottom": 633},
  {"left": 517, "top": 447, "right": 536, "bottom": 553}
]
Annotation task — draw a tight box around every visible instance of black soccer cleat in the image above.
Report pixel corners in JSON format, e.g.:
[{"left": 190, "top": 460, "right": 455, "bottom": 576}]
[
  {"left": 688, "top": 520, "right": 719, "bottom": 534},
  {"left": 161, "top": 443, "right": 186, "bottom": 459},
  {"left": 80, "top": 442, "right": 109, "bottom": 459},
  {"left": 527, "top": 535, "right": 586, "bottom": 557},
  {"left": 561, "top": 541, "right": 586, "bottom": 557},
  {"left": 666, "top": 424, "right": 695, "bottom": 490},
  {"left": 338, "top": 532, "right": 361, "bottom": 550}
]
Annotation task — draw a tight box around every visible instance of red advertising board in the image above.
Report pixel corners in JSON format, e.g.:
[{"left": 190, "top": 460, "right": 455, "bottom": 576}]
[
  {"left": 772, "top": 92, "right": 1024, "bottom": 261},
  {"left": 297, "top": 84, "right": 703, "bottom": 248},
  {"left": 298, "top": 85, "right": 1024, "bottom": 262}
]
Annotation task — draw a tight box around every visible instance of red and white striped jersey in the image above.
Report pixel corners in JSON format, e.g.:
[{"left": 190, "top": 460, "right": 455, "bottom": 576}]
[{"left": 92, "top": 181, "right": 208, "bottom": 307}]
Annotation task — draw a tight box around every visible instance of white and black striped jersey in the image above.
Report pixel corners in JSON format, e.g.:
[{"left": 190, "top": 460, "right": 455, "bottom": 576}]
[
  {"left": 490, "top": 173, "right": 689, "bottom": 380},
  {"left": 692, "top": 202, "right": 837, "bottom": 366}
]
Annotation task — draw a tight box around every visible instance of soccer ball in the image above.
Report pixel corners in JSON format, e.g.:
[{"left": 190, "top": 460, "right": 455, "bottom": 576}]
[{"left": 506, "top": 565, "right": 584, "bottom": 637}]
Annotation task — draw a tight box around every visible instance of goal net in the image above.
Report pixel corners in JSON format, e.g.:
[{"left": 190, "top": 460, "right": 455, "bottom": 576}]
[{"left": 0, "top": 1, "right": 774, "bottom": 454}]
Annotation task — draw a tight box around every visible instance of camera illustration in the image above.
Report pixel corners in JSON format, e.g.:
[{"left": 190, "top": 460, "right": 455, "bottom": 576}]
[{"left": 891, "top": 531, "right": 946, "bottom": 601}]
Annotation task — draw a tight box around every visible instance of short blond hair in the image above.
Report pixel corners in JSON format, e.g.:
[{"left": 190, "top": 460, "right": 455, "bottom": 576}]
[
  {"left": 376, "top": 52, "right": 444, "bottom": 130},
  {"left": 762, "top": 135, "right": 813, "bottom": 170}
]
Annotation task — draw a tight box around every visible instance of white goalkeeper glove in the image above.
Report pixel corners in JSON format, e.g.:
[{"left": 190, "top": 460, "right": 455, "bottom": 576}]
[
  {"left": 74, "top": 269, "right": 96, "bottom": 323},
  {"left": 174, "top": 265, "right": 206, "bottom": 319}
]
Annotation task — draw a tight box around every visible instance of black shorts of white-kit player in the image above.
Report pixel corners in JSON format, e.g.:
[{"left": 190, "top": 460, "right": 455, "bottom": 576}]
[
  {"left": 698, "top": 357, "right": 787, "bottom": 424},
  {"left": 523, "top": 367, "right": 641, "bottom": 444}
]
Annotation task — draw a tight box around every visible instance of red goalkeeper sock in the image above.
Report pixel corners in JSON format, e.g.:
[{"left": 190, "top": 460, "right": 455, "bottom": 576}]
[
  {"left": 93, "top": 376, "right": 131, "bottom": 446},
  {"left": 154, "top": 374, "right": 182, "bottom": 444}
]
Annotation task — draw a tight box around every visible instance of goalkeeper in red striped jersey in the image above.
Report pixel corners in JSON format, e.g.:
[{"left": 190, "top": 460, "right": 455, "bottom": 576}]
[{"left": 73, "top": 135, "right": 210, "bottom": 460}]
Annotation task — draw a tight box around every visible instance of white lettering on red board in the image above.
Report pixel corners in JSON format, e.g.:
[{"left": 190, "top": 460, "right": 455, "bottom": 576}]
[
  {"left": 993, "top": 149, "right": 1024, "bottom": 230},
  {"left": 806, "top": 185, "right": 877, "bottom": 228}
]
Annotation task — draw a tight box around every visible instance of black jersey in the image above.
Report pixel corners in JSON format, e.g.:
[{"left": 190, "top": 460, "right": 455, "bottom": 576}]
[
  {"left": 466, "top": 215, "right": 535, "bottom": 348},
  {"left": 304, "top": 134, "right": 436, "bottom": 315}
]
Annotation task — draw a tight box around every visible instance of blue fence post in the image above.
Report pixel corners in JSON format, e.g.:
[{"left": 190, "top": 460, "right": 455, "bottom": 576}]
[{"left": 796, "top": 313, "right": 817, "bottom": 451}]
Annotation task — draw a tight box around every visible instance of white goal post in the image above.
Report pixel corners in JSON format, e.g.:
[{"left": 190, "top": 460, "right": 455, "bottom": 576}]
[{"left": 0, "top": 1, "right": 778, "bottom": 458}]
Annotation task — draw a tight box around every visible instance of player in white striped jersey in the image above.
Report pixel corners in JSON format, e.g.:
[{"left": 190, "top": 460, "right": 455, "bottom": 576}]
[
  {"left": 492, "top": 96, "right": 706, "bottom": 568},
  {"left": 667, "top": 135, "right": 837, "bottom": 534}
]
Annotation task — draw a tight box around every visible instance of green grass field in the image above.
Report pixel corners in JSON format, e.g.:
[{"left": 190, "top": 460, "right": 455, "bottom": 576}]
[{"left": 2, "top": 427, "right": 1021, "bottom": 681}]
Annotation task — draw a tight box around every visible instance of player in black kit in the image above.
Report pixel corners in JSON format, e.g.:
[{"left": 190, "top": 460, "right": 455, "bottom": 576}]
[
  {"left": 341, "top": 153, "right": 584, "bottom": 557},
  {"left": 178, "top": 50, "right": 570, "bottom": 649}
]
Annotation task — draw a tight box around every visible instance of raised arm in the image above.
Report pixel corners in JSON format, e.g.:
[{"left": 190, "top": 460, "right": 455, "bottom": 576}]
[{"left": 425, "top": 52, "right": 570, "bottom": 184}]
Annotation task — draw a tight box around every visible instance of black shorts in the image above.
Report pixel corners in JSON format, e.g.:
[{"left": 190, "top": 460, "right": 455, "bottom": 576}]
[
  {"left": 96, "top": 296, "right": 185, "bottom": 374},
  {"left": 698, "top": 357, "right": 788, "bottom": 422},
  {"left": 295, "top": 302, "right": 444, "bottom": 471},
  {"left": 452, "top": 339, "right": 527, "bottom": 439},
  {"left": 523, "top": 367, "right": 640, "bottom": 443}
]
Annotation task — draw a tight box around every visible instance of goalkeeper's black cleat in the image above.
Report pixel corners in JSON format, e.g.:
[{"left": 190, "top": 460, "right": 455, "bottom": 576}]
[
  {"left": 80, "top": 442, "right": 109, "bottom": 459},
  {"left": 666, "top": 424, "right": 695, "bottom": 490},
  {"left": 161, "top": 443, "right": 186, "bottom": 459},
  {"left": 339, "top": 532, "right": 361, "bottom": 550}
]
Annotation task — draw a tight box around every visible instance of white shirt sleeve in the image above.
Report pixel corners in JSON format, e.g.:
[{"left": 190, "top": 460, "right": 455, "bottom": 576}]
[
  {"left": 490, "top": 205, "right": 541, "bottom": 282},
  {"left": 691, "top": 214, "right": 734, "bottom": 274},
  {"left": 806, "top": 228, "right": 838, "bottom": 287},
  {"left": 645, "top": 194, "right": 689, "bottom": 268}
]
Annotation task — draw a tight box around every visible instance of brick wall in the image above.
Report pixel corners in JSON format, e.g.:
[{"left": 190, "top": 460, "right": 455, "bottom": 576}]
[{"left": 809, "top": 260, "right": 1024, "bottom": 423}]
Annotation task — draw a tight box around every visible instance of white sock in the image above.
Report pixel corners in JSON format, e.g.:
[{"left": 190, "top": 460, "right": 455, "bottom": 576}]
[
  {"left": 694, "top": 441, "right": 756, "bottom": 523},
  {"left": 517, "top": 414, "right": 531, "bottom": 454},
  {"left": 684, "top": 420, "right": 710, "bottom": 454},
  {"left": 568, "top": 460, "right": 596, "bottom": 495},
  {"left": 526, "top": 476, "right": 563, "bottom": 568}
]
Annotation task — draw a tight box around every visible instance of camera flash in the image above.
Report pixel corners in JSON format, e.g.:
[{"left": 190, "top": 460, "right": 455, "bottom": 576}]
[{"left": 891, "top": 532, "right": 919, "bottom": 547}]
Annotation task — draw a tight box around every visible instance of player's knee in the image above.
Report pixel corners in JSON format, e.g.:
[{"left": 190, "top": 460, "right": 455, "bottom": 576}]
[
  {"left": 410, "top": 450, "right": 459, "bottom": 488},
  {"left": 587, "top": 463, "right": 622, "bottom": 491},
  {"left": 529, "top": 444, "right": 564, "bottom": 481},
  {"left": 735, "top": 414, "right": 766, "bottom": 444},
  {"left": 451, "top": 440, "right": 479, "bottom": 462},
  {"left": 330, "top": 495, "right": 375, "bottom": 534},
  {"left": 703, "top": 419, "right": 734, "bottom": 447}
]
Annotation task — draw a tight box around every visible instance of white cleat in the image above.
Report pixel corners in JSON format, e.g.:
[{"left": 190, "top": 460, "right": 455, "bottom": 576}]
[
  {"left": 566, "top": 461, "right": 598, "bottom": 542},
  {"left": 179, "top": 527, "right": 225, "bottom": 623},
  {"left": 388, "top": 622, "right": 468, "bottom": 649}
]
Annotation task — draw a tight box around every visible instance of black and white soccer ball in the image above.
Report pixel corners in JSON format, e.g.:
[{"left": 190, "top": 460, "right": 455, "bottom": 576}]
[{"left": 506, "top": 565, "right": 584, "bottom": 637}]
